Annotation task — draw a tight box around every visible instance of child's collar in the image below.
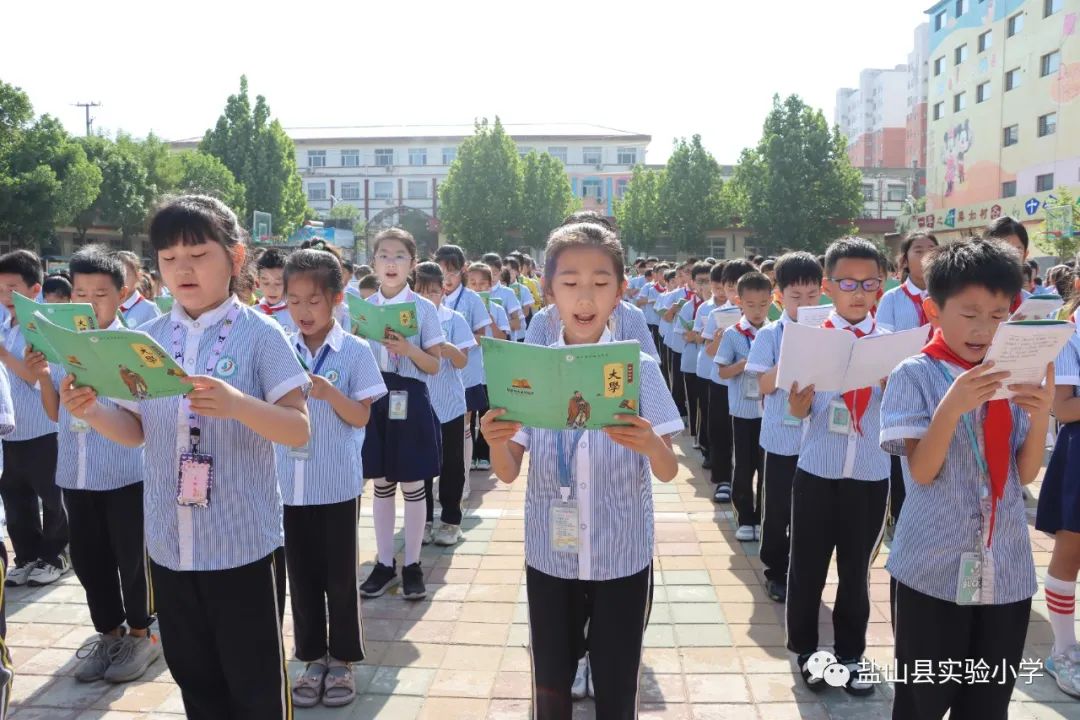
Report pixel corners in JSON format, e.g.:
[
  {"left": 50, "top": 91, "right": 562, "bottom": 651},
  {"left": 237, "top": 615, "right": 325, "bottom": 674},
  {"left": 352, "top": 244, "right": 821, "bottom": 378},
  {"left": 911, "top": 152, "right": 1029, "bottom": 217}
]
[
  {"left": 554, "top": 326, "right": 613, "bottom": 347},
  {"left": 827, "top": 310, "right": 874, "bottom": 334}
]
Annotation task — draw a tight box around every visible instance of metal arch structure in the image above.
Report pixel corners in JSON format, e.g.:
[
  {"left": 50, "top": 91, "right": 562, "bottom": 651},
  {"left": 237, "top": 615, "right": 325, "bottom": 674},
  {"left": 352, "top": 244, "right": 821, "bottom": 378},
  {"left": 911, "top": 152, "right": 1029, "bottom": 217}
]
[{"left": 362, "top": 205, "right": 440, "bottom": 259}]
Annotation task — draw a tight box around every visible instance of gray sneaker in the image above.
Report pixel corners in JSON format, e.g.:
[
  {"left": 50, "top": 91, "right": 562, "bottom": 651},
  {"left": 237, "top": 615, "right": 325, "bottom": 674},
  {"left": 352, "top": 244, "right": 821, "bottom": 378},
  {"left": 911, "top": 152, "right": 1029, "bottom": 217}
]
[
  {"left": 75, "top": 633, "right": 124, "bottom": 683},
  {"left": 104, "top": 632, "right": 162, "bottom": 683}
]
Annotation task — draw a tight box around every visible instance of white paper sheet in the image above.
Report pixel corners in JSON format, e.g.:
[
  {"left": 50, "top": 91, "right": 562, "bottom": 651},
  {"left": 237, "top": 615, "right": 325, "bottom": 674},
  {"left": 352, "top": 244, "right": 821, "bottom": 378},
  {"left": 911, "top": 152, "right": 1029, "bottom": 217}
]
[
  {"left": 983, "top": 321, "right": 1075, "bottom": 400},
  {"left": 776, "top": 323, "right": 929, "bottom": 393},
  {"left": 796, "top": 304, "right": 833, "bottom": 327}
]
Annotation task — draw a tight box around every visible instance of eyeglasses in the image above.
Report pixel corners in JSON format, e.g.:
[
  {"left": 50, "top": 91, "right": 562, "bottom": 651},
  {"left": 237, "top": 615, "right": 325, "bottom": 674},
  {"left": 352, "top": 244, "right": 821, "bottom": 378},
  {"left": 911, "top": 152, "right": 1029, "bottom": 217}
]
[{"left": 830, "top": 277, "right": 882, "bottom": 293}]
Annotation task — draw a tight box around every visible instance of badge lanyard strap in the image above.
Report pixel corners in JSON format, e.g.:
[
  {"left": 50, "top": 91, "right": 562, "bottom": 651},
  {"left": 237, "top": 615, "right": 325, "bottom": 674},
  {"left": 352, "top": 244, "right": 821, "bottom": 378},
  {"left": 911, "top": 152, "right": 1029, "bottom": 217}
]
[
  {"left": 555, "top": 429, "right": 586, "bottom": 503},
  {"left": 295, "top": 343, "right": 332, "bottom": 375},
  {"left": 172, "top": 305, "right": 241, "bottom": 452}
]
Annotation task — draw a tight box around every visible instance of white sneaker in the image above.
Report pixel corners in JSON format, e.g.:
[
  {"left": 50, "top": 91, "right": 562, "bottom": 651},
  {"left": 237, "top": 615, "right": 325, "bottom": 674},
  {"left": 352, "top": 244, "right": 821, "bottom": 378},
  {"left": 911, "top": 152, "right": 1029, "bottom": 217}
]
[
  {"left": 474, "top": 459, "right": 491, "bottom": 472},
  {"left": 28, "top": 557, "right": 69, "bottom": 586},
  {"left": 462, "top": 475, "right": 471, "bottom": 501},
  {"left": 433, "top": 524, "right": 462, "bottom": 546},
  {"left": 422, "top": 522, "right": 434, "bottom": 545},
  {"left": 735, "top": 525, "right": 756, "bottom": 542},
  {"left": 571, "top": 655, "right": 589, "bottom": 700},
  {"left": 586, "top": 655, "right": 595, "bottom": 697},
  {"left": 1046, "top": 651, "right": 1080, "bottom": 698},
  {"left": 754, "top": 525, "right": 761, "bottom": 541},
  {"left": 4, "top": 560, "right": 32, "bottom": 587}
]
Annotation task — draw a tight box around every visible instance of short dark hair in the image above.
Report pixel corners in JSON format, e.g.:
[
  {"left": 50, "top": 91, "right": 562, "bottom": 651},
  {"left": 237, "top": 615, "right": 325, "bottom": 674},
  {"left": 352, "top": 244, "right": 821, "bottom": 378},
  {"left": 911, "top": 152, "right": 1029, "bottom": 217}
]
[
  {"left": 824, "top": 237, "right": 885, "bottom": 276},
  {"left": 0, "top": 249, "right": 43, "bottom": 287},
  {"left": 633, "top": 258, "right": 647, "bottom": 268},
  {"left": 256, "top": 247, "right": 288, "bottom": 272},
  {"left": 560, "top": 210, "right": 616, "bottom": 232},
  {"left": 690, "top": 261, "right": 712, "bottom": 280},
  {"left": 434, "top": 244, "right": 467, "bottom": 271},
  {"left": 414, "top": 261, "right": 444, "bottom": 292},
  {"left": 355, "top": 264, "right": 373, "bottom": 279},
  {"left": 543, "top": 223, "right": 625, "bottom": 294},
  {"left": 664, "top": 269, "right": 676, "bottom": 282},
  {"left": 925, "top": 238, "right": 1023, "bottom": 307},
  {"left": 720, "top": 258, "right": 756, "bottom": 286},
  {"left": 985, "top": 216, "right": 1029, "bottom": 251},
  {"left": 896, "top": 232, "right": 938, "bottom": 275},
  {"left": 42, "top": 276, "right": 72, "bottom": 299},
  {"left": 737, "top": 271, "right": 772, "bottom": 296},
  {"left": 283, "top": 248, "right": 345, "bottom": 296},
  {"left": 759, "top": 259, "right": 776, "bottom": 274},
  {"left": 504, "top": 256, "right": 521, "bottom": 273},
  {"left": 482, "top": 253, "right": 503, "bottom": 271},
  {"left": 646, "top": 256, "right": 659, "bottom": 263},
  {"left": 774, "top": 251, "right": 824, "bottom": 290},
  {"left": 372, "top": 228, "right": 417, "bottom": 259},
  {"left": 149, "top": 195, "right": 246, "bottom": 254},
  {"left": 358, "top": 275, "right": 380, "bottom": 291},
  {"left": 467, "top": 262, "right": 493, "bottom": 284},
  {"left": 709, "top": 261, "right": 727, "bottom": 283},
  {"left": 70, "top": 244, "right": 125, "bottom": 291}
]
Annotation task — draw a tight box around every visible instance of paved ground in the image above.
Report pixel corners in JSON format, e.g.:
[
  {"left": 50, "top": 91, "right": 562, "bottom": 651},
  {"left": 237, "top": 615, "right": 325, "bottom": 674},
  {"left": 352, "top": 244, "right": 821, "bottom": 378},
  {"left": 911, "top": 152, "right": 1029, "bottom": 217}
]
[{"left": 5, "top": 435, "right": 1080, "bottom": 719}]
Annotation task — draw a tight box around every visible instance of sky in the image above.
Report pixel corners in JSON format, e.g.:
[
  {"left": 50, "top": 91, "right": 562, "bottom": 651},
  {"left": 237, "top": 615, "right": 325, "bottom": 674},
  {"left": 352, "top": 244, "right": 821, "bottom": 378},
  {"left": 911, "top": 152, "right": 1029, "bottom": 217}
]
[{"left": 2, "top": 0, "right": 931, "bottom": 165}]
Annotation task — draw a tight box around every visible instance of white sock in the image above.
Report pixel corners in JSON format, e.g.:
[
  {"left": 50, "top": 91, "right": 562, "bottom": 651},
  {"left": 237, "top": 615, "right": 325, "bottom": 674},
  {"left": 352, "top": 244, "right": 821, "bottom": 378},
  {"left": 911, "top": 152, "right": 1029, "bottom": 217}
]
[
  {"left": 372, "top": 479, "right": 397, "bottom": 567},
  {"left": 1046, "top": 573, "right": 1077, "bottom": 656},
  {"left": 464, "top": 415, "right": 474, "bottom": 474},
  {"left": 401, "top": 480, "right": 426, "bottom": 566}
]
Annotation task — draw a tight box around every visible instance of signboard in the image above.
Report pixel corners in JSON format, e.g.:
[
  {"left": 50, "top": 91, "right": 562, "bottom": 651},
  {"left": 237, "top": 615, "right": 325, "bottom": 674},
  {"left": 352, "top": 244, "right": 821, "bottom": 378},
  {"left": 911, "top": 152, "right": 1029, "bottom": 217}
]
[{"left": 253, "top": 211, "right": 272, "bottom": 242}]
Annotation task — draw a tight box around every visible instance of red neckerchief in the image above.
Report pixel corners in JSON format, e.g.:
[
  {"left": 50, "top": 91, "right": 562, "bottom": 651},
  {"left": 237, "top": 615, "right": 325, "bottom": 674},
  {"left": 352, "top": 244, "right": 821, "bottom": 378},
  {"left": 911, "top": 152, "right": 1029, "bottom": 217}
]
[
  {"left": 1010, "top": 293, "right": 1023, "bottom": 314},
  {"left": 922, "top": 328, "right": 1012, "bottom": 547},
  {"left": 652, "top": 282, "right": 664, "bottom": 292},
  {"left": 900, "top": 282, "right": 929, "bottom": 326},
  {"left": 692, "top": 296, "right": 705, "bottom": 318},
  {"left": 823, "top": 317, "right": 873, "bottom": 435},
  {"left": 736, "top": 318, "right": 757, "bottom": 342},
  {"left": 258, "top": 299, "right": 288, "bottom": 315},
  {"left": 120, "top": 294, "right": 144, "bottom": 313}
]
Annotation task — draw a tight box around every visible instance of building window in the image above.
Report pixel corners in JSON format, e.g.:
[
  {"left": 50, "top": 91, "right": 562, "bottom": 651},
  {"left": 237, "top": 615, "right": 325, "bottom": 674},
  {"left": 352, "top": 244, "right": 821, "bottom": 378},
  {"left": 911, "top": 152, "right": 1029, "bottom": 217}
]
[
  {"left": 933, "top": 56, "right": 945, "bottom": 76},
  {"left": 441, "top": 147, "right": 457, "bottom": 165},
  {"left": 1005, "top": 68, "right": 1021, "bottom": 91},
  {"left": 953, "top": 92, "right": 967, "bottom": 112},
  {"left": 708, "top": 237, "right": 728, "bottom": 260},
  {"left": 976, "top": 81, "right": 991, "bottom": 103},
  {"left": 374, "top": 148, "right": 394, "bottom": 167},
  {"left": 933, "top": 102, "right": 945, "bottom": 120},
  {"left": 1002, "top": 180, "right": 1017, "bottom": 198},
  {"left": 954, "top": 44, "right": 968, "bottom": 65},
  {"left": 1041, "top": 51, "right": 1061, "bottom": 77},
  {"left": 1039, "top": 112, "right": 1058, "bottom": 137},
  {"left": 408, "top": 148, "right": 427, "bottom": 166},
  {"left": 339, "top": 149, "right": 359, "bottom": 167},
  {"left": 307, "top": 182, "right": 327, "bottom": 201},
  {"left": 1037, "top": 173, "right": 1055, "bottom": 192},
  {"left": 616, "top": 178, "right": 629, "bottom": 198},
  {"left": 582, "top": 147, "right": 603, "bottom": 165},
  {"left": 1007, "top": 12, "right": 1023, "bottom": 36},
  {"left": 862, "top": 184, "right": 875, "bottom": 201},
  {"left": 582, "top": 178, "right": 603, "bottom": 199},
  {"left": 372, "top": 181, "right": 393, "bottom": 200},
  {"left": 887, "top": 186, "right": 906, "bottom": 202},
  {"left": 934, "top": 9, "right": 947, "bottom": 30},
  {"left": 617, "top": 147, "right": 638, "bottom": 165},
  {"left": 978, "top": 30, "right": 992, "bottom": 52},
  {"left": 340, "top": 182, "right": 361, "bottom": 201},
  {"left": 307, "top": 150, "right": 326, "bottom": 168},
  {"left": 1045, "top": 0, "right": 1062, "bottom": 17},
  {"left": 547, "top": 146, "right": 568, "bottom": 164},
  {"left": 518, "top": 146, "right": 533, "bottom": 158},
  {"left": 407, "top": 180, "right": 428, "bottom": 200},
  {"left": 955, "top": 0, "right": 968, "bottom": 15},
  {"left": 1003, "top": 124, "right": 1019, "bottom": 146}
]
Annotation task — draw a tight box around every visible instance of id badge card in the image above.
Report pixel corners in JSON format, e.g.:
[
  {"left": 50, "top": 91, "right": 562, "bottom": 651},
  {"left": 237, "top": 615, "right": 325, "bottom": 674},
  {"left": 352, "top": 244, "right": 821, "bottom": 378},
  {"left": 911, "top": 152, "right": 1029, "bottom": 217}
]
[
  {"left": 550, "top": 500, "right": 578, "bottom": 553},
  {"left": 288, "top": 445, "right": 310, "bottom": 460},
  {"left": 743, "top": 373, "right": 761, "bottom": 400},
  {"left": 827, "top": 399, "right": 851, "bottom": 435},
  {"left": 781, "top": 412, "right": 802, "bottom": 427},
  {"left": 177, "top": 452, "right": 214, "bottom": 508},
  {"left": 388, "top": 391, "right": 409, "bottom": 421},
  {"left": 69, "top": 417, "right": 91, "bottom": 433},
  {"left": 955, "top": 551, "right": 983, "bottom": 605}
]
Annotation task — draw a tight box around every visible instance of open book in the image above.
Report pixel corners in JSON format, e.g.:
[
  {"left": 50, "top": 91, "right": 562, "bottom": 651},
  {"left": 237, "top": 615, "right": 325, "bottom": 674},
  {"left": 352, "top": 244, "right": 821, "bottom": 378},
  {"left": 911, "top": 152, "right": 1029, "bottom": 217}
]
[
  {"left": 478, "top": 292, "right": 504, "bottom": 310},
  {"left": 481, "top": 337, "right": 641, "bottom": 430},
  {"left": 710, "top": 307, "right": 742, "bottom": 333},
  {"left": 796, "top": 304, "right": 834, "bottom": 327},
  {"left": 1010, "top": 294, "right": 1064, "bottom": 322},
  {"left": 346, "top": 294, "right": 419, "bottom": 341},
  {"left": 31, "top": 311, "right": 189, "bottom": 401},
  {"left": 776, "top": 322, "right": 930, "bottom": 393},
  {"left": 984, "top": 320, "right": 1075, "bottom": 400},
  {"left": 13, "top": 292, "right": 97, "bottom": 364}
]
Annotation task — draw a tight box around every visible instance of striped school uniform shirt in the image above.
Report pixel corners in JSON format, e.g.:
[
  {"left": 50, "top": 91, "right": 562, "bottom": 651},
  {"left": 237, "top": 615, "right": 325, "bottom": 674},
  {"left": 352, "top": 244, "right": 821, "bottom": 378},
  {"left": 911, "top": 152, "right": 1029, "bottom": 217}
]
[
  {"left": 657, "top": 290, "right": 679, "bottom": 349},
  {"left": 444, "top": 284, "right": 493, "bottom": 335},
  {"left": 0, "top": 366, "right": 12, "bottom": 541},
  {"left": 716, "top": 319, "right": 764, "bottom": 420},
  {"left": 880, "top": 354, "right": 1036, "bottom": 604},
  {"left": 795, "top": 312, "right": 891, "bottom": 481},
  {"left": 1054, "top": 331, "right": 1080, "bottom": 397},
  {"left": 256, "top": 298, "right": 299, "bottom": 334},
  {"left": 463, "top": 302, "right": 510, "bottom": 389},
  {"left": 2, "top": 319, "right": 57, "bottom": 441},
  {"left": 335, "top": 300, "right": 350, "bottom": 331},
  {"left": 120, "top": 296, "right": 310, "bottom": 572},
  {"left": 51, "top": 318, "right": 143, "bottom": 491},
  {"left": 701, "top": 304, "right": 739, "bottom": 385},
  {"left": 693, "top": 298, "right": 717, "bottom": 379},
  {"left": 425, "top": 305, "right": 475, "bottom": 423},
  {"left": 490, "top": 283, "right": 524, "bottom": 341},
  {"left": 367, "top": 286, "right": 446, "bottom": 381},
  {"left": 745, "top": 313, "right": 803, "bottom": 456},
  {"left": 640, "top": 283, "right": 663, "bottom": 326},
  {"left": 524, "top": 302, "right": 660, "bottom": 362},
  {"left": 675, "top": 299, "right": 700, "bottom": 373},
  {"left": 119, "top": 290, "right": 162, "bottom": 328},
  {"left": 277, "top": 321, "right": 386, "bottom": 506},
  {"left": 510, "top": 329, "right": 683, "bottom": 581},
  {"left": 875, "top": 279, "right": 928, "bottom": 332}
]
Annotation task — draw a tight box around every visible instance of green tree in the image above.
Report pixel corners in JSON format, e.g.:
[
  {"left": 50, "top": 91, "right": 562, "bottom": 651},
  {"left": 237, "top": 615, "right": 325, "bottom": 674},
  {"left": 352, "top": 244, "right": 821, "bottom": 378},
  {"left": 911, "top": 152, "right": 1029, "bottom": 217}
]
[
  {"left": 438, "top": 118, "right": 523, "bottom": 255},
  {"left": 1036, "top": 187, "right": 1080, "bottom": 260},
  {"left": 0, "top": 82, "right": 101, "bottom": 246},
  {"left": 74, "top": 135, "right": 152, "bottom": 241},
  {"left": 729, "top": 94, "right": 863, "bottom": 255},
  {"left": 172, "top": 151, "right": 245, "bottom": 214},
  {"left": 200, "top": 76, "right": 309, "bottom": 236},
  {"left": 659, "top": 135, "right": 725, "bottom": 253},
  {"left": 615, "top": 165, "right": 665, "bottom": 255},
  {"left": 520, "top": 151, "right": 575, "bottom": 248}
]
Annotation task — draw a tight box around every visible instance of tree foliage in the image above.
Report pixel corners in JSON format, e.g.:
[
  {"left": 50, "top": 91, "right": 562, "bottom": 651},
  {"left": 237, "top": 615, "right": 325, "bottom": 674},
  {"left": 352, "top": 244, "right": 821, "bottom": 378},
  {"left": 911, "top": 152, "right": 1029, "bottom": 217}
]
[
  {"left": 171, "top": 151, "right": 246, "bottom": 214},
  {"left": 659, "top": 135, "right": 726, "bottom": 253},
  {"left": 520, "top": 151, "right": 575, "bottom": 248},
  {"left": 728, "top": 94, "right": 862, "bottom": 255},
  {"left": 74, "top": 135, "right": 151, "bottom": 239},
  {"left": 1036, "top": 187, "right": 1080, "bottom": 260},
  {"left": 615, "top": 165, "right": 665, "bottom": 255}
]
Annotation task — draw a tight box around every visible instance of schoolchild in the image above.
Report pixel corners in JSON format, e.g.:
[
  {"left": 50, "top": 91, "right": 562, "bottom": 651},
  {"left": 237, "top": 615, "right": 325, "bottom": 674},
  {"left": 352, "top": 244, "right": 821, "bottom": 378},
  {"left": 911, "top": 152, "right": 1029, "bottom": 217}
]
[
  {"left": 114, "top": 251, "right": 162, "bottom": 327},
  {"left": 482, "top": 253, "right": 525, "bottom": 341},
  {"left": 675, "top": 262, "right": 712, "bottom": 450},
  {"left": 464, "top": 262, "right": 511, "bottom": 474}
]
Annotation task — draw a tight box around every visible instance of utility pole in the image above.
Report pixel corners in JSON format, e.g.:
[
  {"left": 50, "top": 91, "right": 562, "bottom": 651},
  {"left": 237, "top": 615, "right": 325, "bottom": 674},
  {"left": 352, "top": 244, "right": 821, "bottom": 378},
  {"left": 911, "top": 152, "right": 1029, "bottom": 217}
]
[{"left": 73, "top": 102, "right": 101, "bottom": 136}]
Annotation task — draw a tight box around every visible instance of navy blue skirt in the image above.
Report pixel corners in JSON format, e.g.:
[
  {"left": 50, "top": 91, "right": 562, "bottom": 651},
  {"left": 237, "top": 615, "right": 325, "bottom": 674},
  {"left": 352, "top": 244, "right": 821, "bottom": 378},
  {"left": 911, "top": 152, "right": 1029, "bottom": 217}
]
[
  {"left": 1036, "top": 422, "right": 1080, "bottom": 534},
  {"left": 362, "top": 373, "right": 442, "bottom": 482},
  {"left": 465, "top": 384, "right": 489, "bottom": 414}
]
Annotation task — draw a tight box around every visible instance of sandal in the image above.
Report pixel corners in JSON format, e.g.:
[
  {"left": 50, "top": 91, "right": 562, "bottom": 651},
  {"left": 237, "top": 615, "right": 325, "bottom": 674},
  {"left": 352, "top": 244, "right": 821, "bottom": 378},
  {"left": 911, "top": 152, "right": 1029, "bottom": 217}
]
[
  {"left": 322, "top": 663, "right": 356, "bottom": 707},
  {"left": 291, "top": 661, "right": 327, "bottom": 708}
]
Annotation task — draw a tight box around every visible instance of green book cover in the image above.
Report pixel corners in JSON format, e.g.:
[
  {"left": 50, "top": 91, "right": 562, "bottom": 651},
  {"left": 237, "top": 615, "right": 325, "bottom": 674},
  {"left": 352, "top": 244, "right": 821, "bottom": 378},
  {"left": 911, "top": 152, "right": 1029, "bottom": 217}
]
[
  {"left": 13, "top": 292, "right": 98, "bottom": 364},
  {"left": 154, "top": 296, "right": 174, "bottom": 313},
  {"left": 818, "top": 294, "right": 833, "bottom": 305},
  {"left": 481, "top": 337, "right": 641, "bottom": 430},
  {"left": 884, "top": 278, "right": 901, "bottom": 292},
  {"left": 346, "top": 294, "right": 419, "bottom": 341},
  {"left": 767, "top": 303, "right": 783, "bottom": 322},
  {"left": 478, "top": 292, "right": 503, "bottom": 310},
  {"left": 32, "top": 312, "right": 189, "bottom": 401}
]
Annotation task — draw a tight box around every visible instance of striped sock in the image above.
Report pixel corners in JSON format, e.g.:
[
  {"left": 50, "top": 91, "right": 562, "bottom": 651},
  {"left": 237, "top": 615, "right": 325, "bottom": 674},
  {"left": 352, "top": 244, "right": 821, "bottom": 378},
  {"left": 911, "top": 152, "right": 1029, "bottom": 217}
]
[{"left": 1045, "top": 573, "right": 1077, "bottom": 657}]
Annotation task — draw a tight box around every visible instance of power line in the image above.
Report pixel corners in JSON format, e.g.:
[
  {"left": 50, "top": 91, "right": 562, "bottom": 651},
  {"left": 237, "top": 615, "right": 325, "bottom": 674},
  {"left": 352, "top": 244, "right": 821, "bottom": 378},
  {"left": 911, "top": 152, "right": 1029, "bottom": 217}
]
[{"left": 72, "top": 101, "right": 101, "bottom": 137}]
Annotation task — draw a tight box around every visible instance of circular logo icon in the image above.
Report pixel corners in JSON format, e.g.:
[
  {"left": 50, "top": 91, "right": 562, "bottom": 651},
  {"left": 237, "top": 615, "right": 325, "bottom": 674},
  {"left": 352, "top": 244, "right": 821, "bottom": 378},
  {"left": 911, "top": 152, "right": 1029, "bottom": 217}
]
[
  {"left": 215, "top": 356, "right": 237, "bottom": 378},
  {"left": 324, "top": 369, "right": 340, "bottom": 385}
]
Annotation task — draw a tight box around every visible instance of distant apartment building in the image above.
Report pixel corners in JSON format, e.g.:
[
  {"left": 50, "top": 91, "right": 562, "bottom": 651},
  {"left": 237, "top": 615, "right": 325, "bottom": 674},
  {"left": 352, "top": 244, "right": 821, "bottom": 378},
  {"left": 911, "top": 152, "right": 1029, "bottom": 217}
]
[
  {"left": 835, "top": 66, "right": 910, "bottom": 168},
  {"left": 906, "top": 23, "right": 931, "bottom": 195}
]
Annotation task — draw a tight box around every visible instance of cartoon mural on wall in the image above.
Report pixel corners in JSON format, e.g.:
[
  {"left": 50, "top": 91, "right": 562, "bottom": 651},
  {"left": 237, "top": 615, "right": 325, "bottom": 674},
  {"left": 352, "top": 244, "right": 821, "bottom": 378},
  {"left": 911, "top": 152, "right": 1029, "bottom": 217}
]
[{"left": 943, "top": 119, "right": 971, "bottom": 198}]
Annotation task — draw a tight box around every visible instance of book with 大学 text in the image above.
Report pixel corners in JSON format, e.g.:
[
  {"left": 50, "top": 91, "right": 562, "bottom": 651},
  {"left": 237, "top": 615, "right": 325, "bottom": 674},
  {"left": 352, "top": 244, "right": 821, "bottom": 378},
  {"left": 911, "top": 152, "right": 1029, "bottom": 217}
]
[
  {"left": 13, "top": 292, "right": 97, "bottom": 364},
  {"left": 983, "top": 320, "right": 1075, "bottom": 400},
  {"left": 30, "top": 311, "right": 189, "bottom": 401},
  {"left": 480, "top": 337, "right": 641, "bottom": 430},
  {"left": 345, "top": 294, "right": 419, "bottom": 341}
]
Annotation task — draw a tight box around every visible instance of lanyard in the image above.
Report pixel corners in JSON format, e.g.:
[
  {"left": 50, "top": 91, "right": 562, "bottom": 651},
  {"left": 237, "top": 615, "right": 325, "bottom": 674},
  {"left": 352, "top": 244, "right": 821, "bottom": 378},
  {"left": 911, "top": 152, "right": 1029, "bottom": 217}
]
[
  {"left": 555, "top": 429, "right": 586, "bottom": 502},
  {"left": 451, "top": 286, "right": 464, "bottom": 312},
  {"left": 931, "top": 360, "right": 990, "bottom": 483},
  {"left": 172, "top": 304, "right": 241, "bottom": 451},
  {"left": 297, "top": 343, "right": 332, "bottom": 374}
]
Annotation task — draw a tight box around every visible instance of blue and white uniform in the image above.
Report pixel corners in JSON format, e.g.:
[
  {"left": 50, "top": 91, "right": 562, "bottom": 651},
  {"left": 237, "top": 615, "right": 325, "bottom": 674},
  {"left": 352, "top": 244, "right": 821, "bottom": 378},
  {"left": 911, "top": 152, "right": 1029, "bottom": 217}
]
[
  {"left": 490, "top": 283, "right": 524, "bottom": 341},
  {"left": 716, "top": 319, "right": 763, "bottom": 420},
  {"left": 2, "top": 319, "right": 57, "bottom": 442},
  {"left": 119, "top": 291, "right": 161, "bottom": 329},
  {"left": 524, "top": 302, "right": 660, "bottom": 362},
  {"left": 464, "top": 302, "right": 510, "bottom": 390},
  {"left": 875, "top": 279, "right": 928, "bottom": 333},
  {"left": 745, "top": 313, "right": 802, "bottom": 456},
  {"left": 425, "top": 305, "right": 475, "bottom": 424},
  {"left": 256, "top": 298, "right": 298, "bottom": 334}
]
